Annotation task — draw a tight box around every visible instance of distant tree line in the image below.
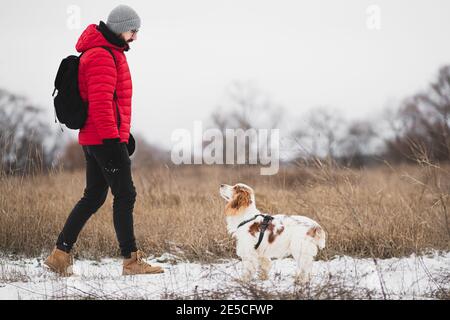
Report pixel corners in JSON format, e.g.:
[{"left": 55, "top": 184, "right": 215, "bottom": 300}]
[
  {"left": 0, "top": 89, "right": 170, "bottom": 175},
  {"left": 212, "top": 67, "right": 450, "bottom": 168},
  {"left": 1, "top": 65, "right": 450, "bottom": 175},
  {"left": 0, "top": 89, "right": 61, "bottom": 175}
]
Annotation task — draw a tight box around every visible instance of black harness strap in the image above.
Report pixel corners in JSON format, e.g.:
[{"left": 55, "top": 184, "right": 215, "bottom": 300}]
[
  {"left": 237, "top": 214, "right": 275, "bottom": 250},
  {"left": 254, "top": 215, "right": 274, "bottom": 250},
  {"left": 237, "top": 214, "right": 264, "bottom": 229}
]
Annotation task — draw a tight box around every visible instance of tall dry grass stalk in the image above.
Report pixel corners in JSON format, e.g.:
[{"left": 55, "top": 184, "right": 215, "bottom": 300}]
[{"left": 0, "top": 163, "right": 449, "bottom": 261}]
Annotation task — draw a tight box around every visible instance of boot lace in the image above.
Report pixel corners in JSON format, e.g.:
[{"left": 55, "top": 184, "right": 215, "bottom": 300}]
[{"left": 136, "top": 250, "right": 149, "bottom": 266}]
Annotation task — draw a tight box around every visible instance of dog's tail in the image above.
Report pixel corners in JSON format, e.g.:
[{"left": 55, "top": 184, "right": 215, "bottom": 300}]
[{"left": 307, "top": 225, "right": 326, "bottom": 249}]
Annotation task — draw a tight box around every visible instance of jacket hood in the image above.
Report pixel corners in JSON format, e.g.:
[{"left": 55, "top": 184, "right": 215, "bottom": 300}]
[{"left": 76, "top": 21, "right": 129, "bottom": 53}]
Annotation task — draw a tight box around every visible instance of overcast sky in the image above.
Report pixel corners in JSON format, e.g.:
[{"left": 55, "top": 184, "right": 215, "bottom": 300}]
[{"left": 1, "top": 0, "right": 450, "bottom": 149}]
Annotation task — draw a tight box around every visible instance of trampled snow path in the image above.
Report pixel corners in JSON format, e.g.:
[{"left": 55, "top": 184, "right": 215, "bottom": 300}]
[{"left": 0, "top": 252, "right": 449, "bottom": 300}]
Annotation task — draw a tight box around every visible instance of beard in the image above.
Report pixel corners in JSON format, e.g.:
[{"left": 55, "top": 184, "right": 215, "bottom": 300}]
[{"left": 119, "top": 34, "right": 134, "bottom": 43}]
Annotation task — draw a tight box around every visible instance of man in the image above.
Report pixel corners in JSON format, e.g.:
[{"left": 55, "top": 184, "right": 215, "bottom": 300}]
[{"left": 44, "top": 5, "right": 163, "bottom": 276}]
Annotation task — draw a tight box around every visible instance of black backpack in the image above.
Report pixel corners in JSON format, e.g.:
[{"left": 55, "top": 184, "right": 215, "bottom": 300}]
[{"left": 52, "top": 47, "right": 117, "bottom": 130}]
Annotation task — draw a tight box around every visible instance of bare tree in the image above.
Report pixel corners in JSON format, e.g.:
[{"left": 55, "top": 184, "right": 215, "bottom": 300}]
[
  {"left": 384, "top": 66, "right": 450, "bottom": 163},
  {"left": 339, "top": 120, "right": 379, "bottom": 167},
  {"left": 0, "top": 89, "right": 61, "bottom": 175},
  {"left": 212, "top": 80, "right": 283, "bottom": 130},
  {"left": 210, "top": 81, "right": 284, "bottom": 164},
  {"left": 293, "top": 107, "right": 347, "bottom": 160}
]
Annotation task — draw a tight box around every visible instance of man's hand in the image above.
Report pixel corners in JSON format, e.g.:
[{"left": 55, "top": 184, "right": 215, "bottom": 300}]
[{"left": 102, "top": 138, "right": 123, "bottom": 174}]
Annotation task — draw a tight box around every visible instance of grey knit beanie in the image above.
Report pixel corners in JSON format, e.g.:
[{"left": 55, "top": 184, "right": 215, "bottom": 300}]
[{"left": 106, "top": 5, "right": 141, "bottom": 35}]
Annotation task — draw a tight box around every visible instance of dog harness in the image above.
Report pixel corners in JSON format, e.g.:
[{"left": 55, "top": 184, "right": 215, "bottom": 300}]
[{"left": 237, "top": 214, "right": 275, "bottom": 250}]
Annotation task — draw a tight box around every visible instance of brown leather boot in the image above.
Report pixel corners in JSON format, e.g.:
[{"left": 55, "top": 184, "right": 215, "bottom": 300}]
[
  {"left": 123, "top": 250, "right": 164, "bottom": 276},
  {"left": 44, "top": 248, "right": 74, "bottom": 277}
]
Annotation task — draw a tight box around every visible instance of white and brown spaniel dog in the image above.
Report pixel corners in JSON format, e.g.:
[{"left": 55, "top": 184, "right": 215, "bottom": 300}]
[{"left": 220, "top": 183, "right": 326, "bottom": 283}]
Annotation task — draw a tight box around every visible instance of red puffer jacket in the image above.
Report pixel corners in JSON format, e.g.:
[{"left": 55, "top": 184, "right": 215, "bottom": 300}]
[{"left": 76, "top": 23, "right": 132, "bottom": 145}]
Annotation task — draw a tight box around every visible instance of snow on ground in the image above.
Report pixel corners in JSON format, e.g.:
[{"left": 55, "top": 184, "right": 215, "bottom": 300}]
[{"left": 0, "top": 251, "right": 449, "bottom": 300}]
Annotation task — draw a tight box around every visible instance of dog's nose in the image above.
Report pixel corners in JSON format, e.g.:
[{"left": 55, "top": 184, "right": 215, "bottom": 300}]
[{"left": 220, "top": 184, "right": 225, "bottom": 188}]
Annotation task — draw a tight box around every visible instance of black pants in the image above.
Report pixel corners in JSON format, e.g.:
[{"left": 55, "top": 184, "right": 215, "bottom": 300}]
[{"left": 56, "top": 143, "right": 137, "bottom": 258}]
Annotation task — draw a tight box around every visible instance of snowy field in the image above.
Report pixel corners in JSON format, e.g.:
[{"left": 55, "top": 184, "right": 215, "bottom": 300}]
[{"left": 0, "top": 252, "right": 449, "bottom": 300}]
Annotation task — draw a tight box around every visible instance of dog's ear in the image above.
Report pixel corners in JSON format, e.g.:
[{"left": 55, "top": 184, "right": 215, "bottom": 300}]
[{"left": 231, "top": 189, "right": 251, "bottom": 209}]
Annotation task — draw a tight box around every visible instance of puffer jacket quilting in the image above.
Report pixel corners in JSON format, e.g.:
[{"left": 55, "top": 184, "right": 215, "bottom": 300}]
[{"left": 75, "top": 23, "right": 132, "bottom": 145}]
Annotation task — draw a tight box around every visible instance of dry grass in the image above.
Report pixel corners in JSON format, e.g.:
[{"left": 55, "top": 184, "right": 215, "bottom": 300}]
[{"left": 0, "top": 163, "right": 449, "bottom": 261}]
